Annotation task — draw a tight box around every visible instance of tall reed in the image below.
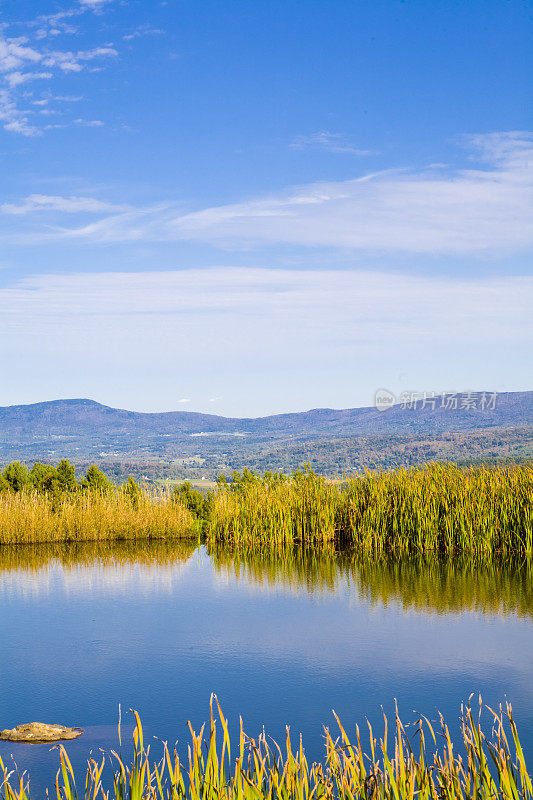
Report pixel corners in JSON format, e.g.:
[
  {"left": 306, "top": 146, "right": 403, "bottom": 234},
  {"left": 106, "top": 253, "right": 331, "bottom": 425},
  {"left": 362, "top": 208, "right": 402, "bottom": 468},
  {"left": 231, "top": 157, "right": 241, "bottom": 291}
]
[
  {"left": 1, "top": 697, "right": 530, "bottom": 800},
  {"left": 206, "top": 464, "right": 533, "bottom": 554},
  {"left": 0, "top": 489, "right": 198, "bottom": 545},
  {"left": 0, "top": 463, "right": 531, "bottom": 553}
]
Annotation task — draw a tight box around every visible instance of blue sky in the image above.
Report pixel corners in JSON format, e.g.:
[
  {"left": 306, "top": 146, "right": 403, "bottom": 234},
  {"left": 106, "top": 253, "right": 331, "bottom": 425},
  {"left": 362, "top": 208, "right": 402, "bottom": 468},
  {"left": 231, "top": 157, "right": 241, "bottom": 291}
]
[{"left": 0, "top": 0, "right": 532, "bottom": 415}]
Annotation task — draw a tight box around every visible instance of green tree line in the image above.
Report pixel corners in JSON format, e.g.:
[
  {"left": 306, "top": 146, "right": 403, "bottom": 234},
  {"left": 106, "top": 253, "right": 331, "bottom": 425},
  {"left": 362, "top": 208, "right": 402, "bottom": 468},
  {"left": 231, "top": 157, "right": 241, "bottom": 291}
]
[{"left": 0, "top": 459, "right": 141, "bottom": 500}]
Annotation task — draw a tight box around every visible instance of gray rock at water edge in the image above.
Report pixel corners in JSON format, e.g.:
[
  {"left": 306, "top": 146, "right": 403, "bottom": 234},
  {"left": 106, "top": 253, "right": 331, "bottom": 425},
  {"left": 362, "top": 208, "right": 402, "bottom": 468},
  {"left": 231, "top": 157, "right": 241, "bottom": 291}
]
[{"left": 0, "top": 723, "right": 84, "bottom": 743}]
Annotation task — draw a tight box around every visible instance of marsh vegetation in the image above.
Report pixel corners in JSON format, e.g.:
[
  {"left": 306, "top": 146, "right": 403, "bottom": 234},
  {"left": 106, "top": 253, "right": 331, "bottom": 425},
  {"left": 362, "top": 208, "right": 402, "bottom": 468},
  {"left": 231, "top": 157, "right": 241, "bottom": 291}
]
[
  {"left": 1, "top": 461, "right": 531, "bottom": 553},
  {"left": 1, "top": 697, "right": 531, "bottom": 800}
]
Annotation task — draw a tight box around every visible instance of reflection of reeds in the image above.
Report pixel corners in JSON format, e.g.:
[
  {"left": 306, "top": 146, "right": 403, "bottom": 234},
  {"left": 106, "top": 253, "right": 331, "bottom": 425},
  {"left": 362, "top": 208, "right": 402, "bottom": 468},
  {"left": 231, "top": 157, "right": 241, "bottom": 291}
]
[
  {"left": 206, "top": 464, "right": 533, "bottom": 554},
  {"left": 2, "top": 540, "right": 531, "bottom": 617},
  {"left": 354, "top": 551, "right": 533, "bottom": 617},
  {"left": 1, "top": 697, "right": 530, "bottom": 800},
  {"left": 0, "top": 490, "right": 197, "bottom": 545},
  {"left": 207, "top": 540, "right": 343, "bottom": 595},
  {"left": 207, "top": 541, "right": 533, "bottom": 617},
  {"left": 0, "top": 538, "right": 198, "bottom": 574}
]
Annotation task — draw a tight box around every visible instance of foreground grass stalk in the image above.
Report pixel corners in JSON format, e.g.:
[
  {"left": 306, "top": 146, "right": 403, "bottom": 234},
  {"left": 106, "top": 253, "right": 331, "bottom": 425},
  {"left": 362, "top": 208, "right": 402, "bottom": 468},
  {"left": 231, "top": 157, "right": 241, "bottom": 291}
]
[{"left": 0, "top": 698, "right": 530, "bottom": 800}]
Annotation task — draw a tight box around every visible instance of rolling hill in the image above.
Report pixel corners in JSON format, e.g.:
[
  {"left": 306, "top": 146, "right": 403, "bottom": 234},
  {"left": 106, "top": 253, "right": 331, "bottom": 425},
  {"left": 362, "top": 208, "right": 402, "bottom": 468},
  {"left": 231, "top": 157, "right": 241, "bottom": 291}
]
[{"left": 0, "top": 392, "right": 531, "bottom": 477}]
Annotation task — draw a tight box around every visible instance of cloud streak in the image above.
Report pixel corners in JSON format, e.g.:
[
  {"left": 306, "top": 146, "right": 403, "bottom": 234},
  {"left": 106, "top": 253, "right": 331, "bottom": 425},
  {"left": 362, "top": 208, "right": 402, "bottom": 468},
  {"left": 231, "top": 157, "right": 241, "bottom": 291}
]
[
  {"left": 290, "top": 131, "right": 373, "bottom": 155},
  {"left": 1, "top": 267, "right": 530, "bottom": 348},
  {"left": 162, "top": 132, "right": 533, "bottom": 255},
  {"left": 0, "top": 194, "right": 129, "bottom": 215},
  {"left": 5, "top": 132, "right": 531, "bottom": 257}
]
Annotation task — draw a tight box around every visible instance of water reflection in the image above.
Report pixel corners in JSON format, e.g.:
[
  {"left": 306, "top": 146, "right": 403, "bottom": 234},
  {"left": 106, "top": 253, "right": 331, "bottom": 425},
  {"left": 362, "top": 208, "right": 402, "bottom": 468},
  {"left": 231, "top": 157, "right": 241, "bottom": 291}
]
[
  {"left": 1, "top": 538, "right": 531, "bottom": 616},
  {"left": 1, "top": 537, "right": 532, "bottom": 794},
  {"left": 206, "top": 541, "right": 533, "bottom": 617},
  {"left": 0, "top": 539, "right": 198, "bottom": 598}
]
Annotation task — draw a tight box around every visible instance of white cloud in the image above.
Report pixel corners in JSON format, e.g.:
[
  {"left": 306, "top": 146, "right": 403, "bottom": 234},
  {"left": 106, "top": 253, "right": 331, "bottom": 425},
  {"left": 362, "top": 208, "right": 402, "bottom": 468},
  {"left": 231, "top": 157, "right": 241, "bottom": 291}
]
[
  {"left": 32, "top": 9, "right": 81, "bottom": 41},
  {"left": 3, "top": 119, "right": 40, "bottom": 135},
  {"left": 78, "top": 0, "right": 114, "bottom": 6},
  {"left": 0, "top": 88, "right": 40, "bottom": 135},
  {"left": 74, "top": 117, "right": 104, "bottom": 126},
  {"left": 0, "top": 9, "right": 118, "bottom": 136},
  {"left": 32, "top": 132, "right": 533, "bottom": 257},
  {"left": 0, "top": 194, "right": 129, "bottom": 215},
  {"left": 0, "top": 37, "right": 41, "bottom": 72},
  {"left": 6, "top": 70, "right": 52, "bottom": 87},
  {"left": 291, "top": 131, "right": 373, "bottom": 155},
  {"left": 0, "top": 268, "right": 530, "bottom": 350},
  {"left": 41, "top": 46, "right": 117, "bottom": 73},
  {"left": 178, "top": 398, "right": 191, "bottom": 403},
  {"left": 123, "top": 25, "right": 165, "bottom": 41}
]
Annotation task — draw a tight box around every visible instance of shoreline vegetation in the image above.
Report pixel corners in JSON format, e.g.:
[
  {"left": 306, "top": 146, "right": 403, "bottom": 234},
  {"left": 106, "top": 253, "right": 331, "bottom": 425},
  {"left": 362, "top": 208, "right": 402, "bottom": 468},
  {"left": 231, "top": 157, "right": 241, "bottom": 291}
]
[
  {"left": 0, "top": 460, "right": 531, "bottom": 553},
  {"left": 1, "top": 698, "right": 531, "bottom": 800}
]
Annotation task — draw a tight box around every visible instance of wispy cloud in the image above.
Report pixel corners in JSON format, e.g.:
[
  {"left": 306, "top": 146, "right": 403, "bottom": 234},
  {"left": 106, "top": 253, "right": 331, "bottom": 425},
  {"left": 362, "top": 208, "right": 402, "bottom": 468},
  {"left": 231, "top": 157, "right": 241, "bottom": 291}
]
[
  {"left": 160, "top": 132, "right": 533, "bottom": 255},
  {"left": 0, "top": 5, "right": 119, "bottom": 136},
  {"left": 9, "top": 132, "right": 529, "bottom": 257},
  {"left": 1, "top": 267, "right": 530, "bottom": 349},
  {"left": 40, "top": 46, "right": 117, "bottom": 73},
  {"left": 1, "top": 194, "right": 129, "bottom": 215},
  {"left": 291, "top": 131, "right": 373, "bottom": 155},
  {"left": 31, "top": 1, "right": 117, "bottom": 39},
  {"left": 5, "top": 70, "right": 53, "bottom": 87},
  {"left": 78, "top": 0, "right": 115, "bottom": 6},
  {"left": 0, "top": 88, "right": 40, "bottom": 135},
  {"left": 123, "top": 24, "right": 165, "bottom": 41},
  {"left": 74, "top": 118, "right": 104, "bottom": 127}
]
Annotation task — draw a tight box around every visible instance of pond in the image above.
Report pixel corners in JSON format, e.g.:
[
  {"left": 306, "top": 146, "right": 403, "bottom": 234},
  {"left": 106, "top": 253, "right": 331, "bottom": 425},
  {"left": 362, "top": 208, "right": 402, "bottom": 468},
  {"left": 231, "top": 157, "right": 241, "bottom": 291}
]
[{"left": 1, "top": 540, "right": 532, "bottom": 794}]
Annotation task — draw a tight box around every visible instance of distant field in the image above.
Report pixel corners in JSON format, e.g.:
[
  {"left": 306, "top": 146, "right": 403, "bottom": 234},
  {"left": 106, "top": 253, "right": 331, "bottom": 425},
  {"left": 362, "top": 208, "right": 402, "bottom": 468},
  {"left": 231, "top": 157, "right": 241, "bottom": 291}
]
[{"left": 7, "top": 426, "right": 526, "bottom": 485}]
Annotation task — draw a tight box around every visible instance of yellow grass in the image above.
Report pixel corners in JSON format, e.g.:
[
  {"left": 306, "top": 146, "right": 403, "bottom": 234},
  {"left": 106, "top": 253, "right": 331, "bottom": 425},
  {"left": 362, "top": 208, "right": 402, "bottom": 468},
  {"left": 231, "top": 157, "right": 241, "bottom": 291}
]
[
  {"left": 1, "top": 697, "right": 530, "bottom": 800},
  {"left": 0, "top": 489, "right": 198, "bottom": 545}
]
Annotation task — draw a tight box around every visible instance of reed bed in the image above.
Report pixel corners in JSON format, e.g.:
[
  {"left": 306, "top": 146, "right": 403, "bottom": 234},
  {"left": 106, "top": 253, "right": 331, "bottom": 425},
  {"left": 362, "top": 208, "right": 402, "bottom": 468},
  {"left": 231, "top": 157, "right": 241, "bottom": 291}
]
[
  {"left": 1, "top": 697, "right": 531, "bottom": 800},
  {"left": 340, "top": 463, "right": 533, "bottom": 554},
  {"left": 205, "top": 464, "right": 533, "bottom": 554},
  {"left": 0, "top": 490, "right": 197, "bottom": 545},
  {"left": 0, "top": 463, "right": 531, "bottom": 553},
  {"left": 206, "top": 471, "right": 340, "bottom": 545}
]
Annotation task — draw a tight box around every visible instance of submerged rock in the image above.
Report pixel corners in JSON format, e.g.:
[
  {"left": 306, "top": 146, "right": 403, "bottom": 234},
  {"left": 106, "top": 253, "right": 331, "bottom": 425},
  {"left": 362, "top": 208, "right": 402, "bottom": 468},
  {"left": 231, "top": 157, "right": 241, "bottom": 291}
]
[{"left": 0, "top": 723, "right": 84, "bottom": 743}]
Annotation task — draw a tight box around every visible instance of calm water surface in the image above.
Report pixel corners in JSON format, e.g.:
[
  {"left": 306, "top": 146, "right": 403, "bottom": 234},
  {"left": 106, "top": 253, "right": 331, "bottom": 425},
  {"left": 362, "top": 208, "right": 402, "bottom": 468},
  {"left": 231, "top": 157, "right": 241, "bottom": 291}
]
[{"left": 1, "top": 540, "right": 532, "bottom": 793}]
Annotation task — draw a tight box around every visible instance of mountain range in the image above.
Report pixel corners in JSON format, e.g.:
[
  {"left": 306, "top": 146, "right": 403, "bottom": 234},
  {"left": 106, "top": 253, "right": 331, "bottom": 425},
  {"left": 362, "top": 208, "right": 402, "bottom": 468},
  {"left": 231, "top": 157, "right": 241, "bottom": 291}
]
[
  {"left": 0, "top": 392, "right": 532, "bottom": 438},
  {"left": 0, "top": 392, "right": 531, "bottom": 477}
]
